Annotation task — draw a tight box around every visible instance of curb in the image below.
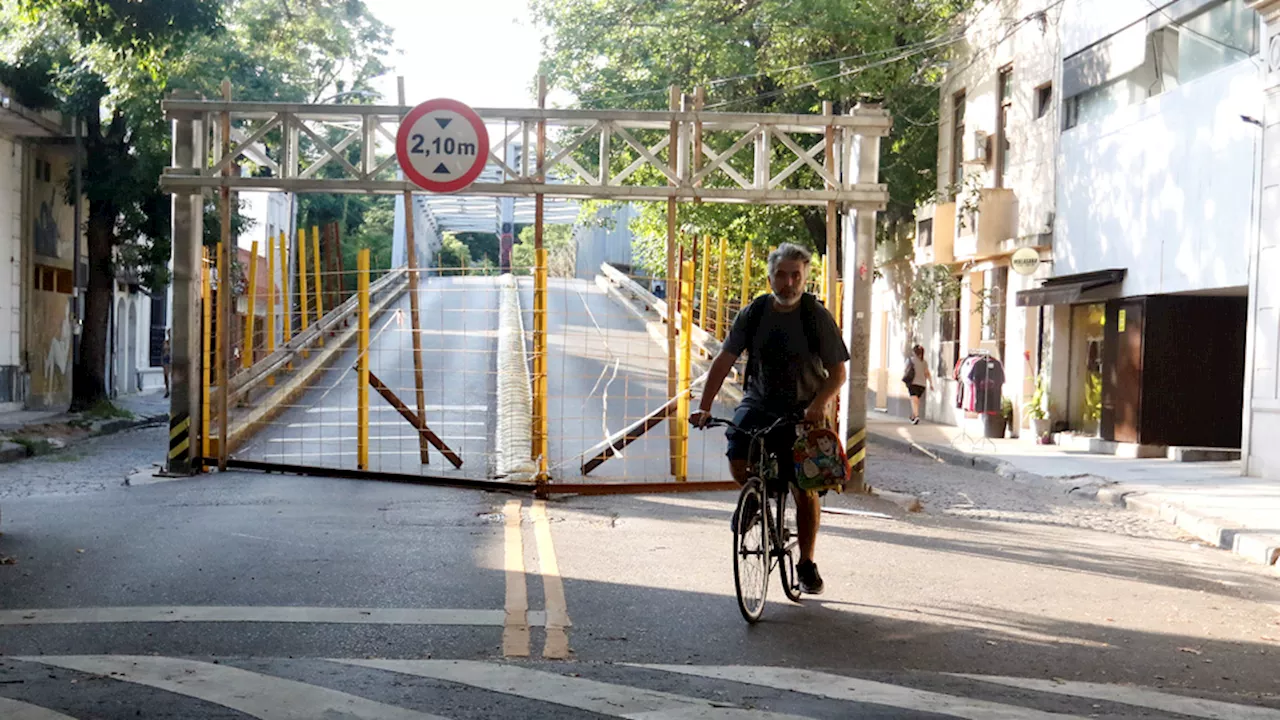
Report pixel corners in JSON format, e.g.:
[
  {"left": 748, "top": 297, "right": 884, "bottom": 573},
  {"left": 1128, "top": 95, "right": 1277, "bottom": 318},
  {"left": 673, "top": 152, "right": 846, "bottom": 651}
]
[
  {"left": 866, "top": 427, "right": 1280, "bottom": 571},
  {"left": 0, "top": 412, "right": 167, "bottom": 465}
]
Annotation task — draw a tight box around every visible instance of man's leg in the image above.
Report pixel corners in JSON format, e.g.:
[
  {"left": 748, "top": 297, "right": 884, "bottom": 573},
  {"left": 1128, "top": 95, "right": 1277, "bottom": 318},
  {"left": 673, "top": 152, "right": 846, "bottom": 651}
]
[
  {"left": 729, "top": 458, "right": 749, "bottom": 485},
  {"left": 791, "top": 485, "right": 820, "bottom": 563}
]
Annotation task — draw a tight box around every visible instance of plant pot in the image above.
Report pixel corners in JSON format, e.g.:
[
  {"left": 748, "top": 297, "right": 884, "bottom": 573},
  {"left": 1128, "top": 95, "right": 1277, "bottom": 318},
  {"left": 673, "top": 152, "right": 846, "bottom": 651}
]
[
  {"left": 1030, "top": 417, "right": 1051, "bottom": 440},
  {"left": 982, "top": 413, "right": 1005, "bottom": 439}
]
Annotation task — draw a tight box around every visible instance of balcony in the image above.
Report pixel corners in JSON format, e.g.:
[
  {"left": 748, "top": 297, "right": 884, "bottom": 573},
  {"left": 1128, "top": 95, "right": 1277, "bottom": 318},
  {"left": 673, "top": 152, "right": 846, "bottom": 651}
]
[
  {"left": 953, "top": 188, "right": 1016, "bottom": 260},
  {"left": 913, "top": 201, "right": 955, "bottom": 266}
]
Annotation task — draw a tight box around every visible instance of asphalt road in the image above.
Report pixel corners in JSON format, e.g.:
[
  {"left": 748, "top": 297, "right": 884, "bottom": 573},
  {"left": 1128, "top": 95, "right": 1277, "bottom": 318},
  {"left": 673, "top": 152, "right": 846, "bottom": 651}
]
[
  {"left": 1, "top": 433, "right": 1279, "bottom": 717},
  {"left": 1, "top": 276, "right": 1278, "bottom": 717}
]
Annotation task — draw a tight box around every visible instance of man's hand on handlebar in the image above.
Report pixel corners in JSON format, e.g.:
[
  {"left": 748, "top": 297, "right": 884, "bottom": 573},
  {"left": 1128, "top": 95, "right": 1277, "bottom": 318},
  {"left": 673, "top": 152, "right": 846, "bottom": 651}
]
[{"left": 689, "top": 409, "right": 713, "bottom": 429}]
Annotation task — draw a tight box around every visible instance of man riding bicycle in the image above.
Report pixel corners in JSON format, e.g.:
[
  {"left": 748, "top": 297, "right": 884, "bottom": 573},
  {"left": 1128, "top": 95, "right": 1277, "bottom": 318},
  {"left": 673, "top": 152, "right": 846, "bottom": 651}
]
[{"left": 690, "top": 242, "right": 849, "bottom": 596}]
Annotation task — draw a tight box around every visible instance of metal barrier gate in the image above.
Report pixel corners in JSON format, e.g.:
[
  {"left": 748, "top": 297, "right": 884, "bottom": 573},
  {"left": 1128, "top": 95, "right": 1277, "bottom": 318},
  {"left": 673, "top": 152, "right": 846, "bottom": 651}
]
[{"left": 161, "top": 81, "right": 890, "bottom": 494}]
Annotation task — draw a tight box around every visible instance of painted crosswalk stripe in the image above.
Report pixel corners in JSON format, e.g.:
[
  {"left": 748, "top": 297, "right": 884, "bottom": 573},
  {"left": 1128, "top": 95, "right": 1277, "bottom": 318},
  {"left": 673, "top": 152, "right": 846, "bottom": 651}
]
[
  {"left": 632, "top": 665, "right": 1093, "bottom": 720},
  {"left": 0, "top": 606, "right": 548, "bottom": 627},
  {"left": 0, "top": 696, "right": 78, "bottom": 720},
  {"left": 17, "top": 656, "right": 448, "bottom": 720},
  {"left": 331, "top": 659, "right": 810, "bottom": 719},
  {"left": 502, "top": 499, "right": 531, "bottom": 658},
  {"left": 953, "top": 674, "right": 1280, "bottom": 720}
]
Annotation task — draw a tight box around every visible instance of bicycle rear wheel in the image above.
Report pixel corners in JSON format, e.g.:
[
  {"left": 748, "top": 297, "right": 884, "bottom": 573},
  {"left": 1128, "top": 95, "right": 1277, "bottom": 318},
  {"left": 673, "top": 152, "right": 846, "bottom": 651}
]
[{"left": 733, "top": 479, "right": 770, "bottom": 623}]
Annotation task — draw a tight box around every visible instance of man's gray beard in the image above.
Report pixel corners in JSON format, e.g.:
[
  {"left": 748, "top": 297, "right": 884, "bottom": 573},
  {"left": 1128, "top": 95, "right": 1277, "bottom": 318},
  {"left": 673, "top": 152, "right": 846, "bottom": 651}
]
[{"left": 773, "top": 292, "right": 801, "bottom": 307}]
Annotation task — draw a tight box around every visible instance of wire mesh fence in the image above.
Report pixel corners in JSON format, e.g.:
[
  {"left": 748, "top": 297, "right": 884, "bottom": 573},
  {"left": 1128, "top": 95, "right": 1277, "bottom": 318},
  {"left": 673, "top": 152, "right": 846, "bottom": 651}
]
[{"left": 199, "top": 227, "right": 841, "bottom": 488}]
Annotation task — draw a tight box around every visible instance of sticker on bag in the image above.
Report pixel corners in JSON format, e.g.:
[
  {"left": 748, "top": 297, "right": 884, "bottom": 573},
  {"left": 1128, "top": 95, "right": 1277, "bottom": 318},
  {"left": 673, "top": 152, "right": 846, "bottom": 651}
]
[{"left": 792, "top": 426, "right": 848, "bottom": 493}]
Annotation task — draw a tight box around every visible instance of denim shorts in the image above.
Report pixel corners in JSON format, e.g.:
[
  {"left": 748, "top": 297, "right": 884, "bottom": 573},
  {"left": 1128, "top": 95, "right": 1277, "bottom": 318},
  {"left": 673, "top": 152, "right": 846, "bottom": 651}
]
[{"left": 725, "top": 405, "right": 799, "bottom": 488}]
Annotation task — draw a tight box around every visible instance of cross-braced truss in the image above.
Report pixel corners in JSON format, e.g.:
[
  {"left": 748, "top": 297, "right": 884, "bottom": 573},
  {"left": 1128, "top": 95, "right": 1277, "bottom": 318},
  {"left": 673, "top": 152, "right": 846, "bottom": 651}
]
[{"left": 161, "top": 99, "right": 891, "bottom": 208}]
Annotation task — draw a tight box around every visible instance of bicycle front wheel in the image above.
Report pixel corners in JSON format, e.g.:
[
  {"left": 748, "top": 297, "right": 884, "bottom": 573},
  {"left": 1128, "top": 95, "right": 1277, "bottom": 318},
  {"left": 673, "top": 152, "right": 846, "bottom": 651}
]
[{"left": 733, "top": 479, "right": 770, "bottom": 623}]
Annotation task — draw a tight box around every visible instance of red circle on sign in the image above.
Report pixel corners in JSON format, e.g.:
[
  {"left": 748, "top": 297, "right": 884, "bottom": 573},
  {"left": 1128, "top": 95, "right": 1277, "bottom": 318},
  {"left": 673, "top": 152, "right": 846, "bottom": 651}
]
[{"left": 395, "top": 98, "right": 490, "bottom": 193}]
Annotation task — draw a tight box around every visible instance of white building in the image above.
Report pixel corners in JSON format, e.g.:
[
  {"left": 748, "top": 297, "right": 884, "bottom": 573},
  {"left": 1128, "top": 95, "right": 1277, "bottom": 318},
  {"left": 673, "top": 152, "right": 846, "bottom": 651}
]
[{"left": 1021, "top": 0, "right": 1261, "bottom": 450}]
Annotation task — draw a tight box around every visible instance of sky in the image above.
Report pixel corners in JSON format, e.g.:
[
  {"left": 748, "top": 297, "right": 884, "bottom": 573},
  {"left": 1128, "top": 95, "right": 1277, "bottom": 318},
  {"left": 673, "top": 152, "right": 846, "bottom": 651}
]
[{"left": 362, "top": 0, "right": 548, "bottom": 109}]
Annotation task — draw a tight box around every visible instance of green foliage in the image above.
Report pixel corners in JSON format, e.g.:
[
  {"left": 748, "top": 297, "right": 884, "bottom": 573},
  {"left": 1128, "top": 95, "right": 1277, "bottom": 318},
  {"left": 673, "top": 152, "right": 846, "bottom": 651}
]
[
  {"left": 439, "top": 233, "right": 472, "bottom": 270},
  {"left": 342, "top": 197, "right": 393, "bottom": 281},
  {"left": 513, "top": 224, "right": 576, "bottom": 277},
  {"left": 533, "top": 0, "right": 967, "bottom": 266},
  {"left": 908, "top": 264, "right": 960, "bottom": 318},
  {"left": 1084, "top": 371, "right": 1102, "bottom": 424},
  {"left": 1024, "top": 374, "right": 1049, "bottom": 421}
]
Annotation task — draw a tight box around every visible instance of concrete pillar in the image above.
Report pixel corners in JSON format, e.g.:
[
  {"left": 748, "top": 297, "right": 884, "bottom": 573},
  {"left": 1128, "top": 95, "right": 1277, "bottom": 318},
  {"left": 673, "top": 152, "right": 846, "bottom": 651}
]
[
  {"left": 165, "top": 97, "right": 205, "bottom": 474},
  {"left": 1243, "top": 0, "right": 1280, "bottom": 479}
]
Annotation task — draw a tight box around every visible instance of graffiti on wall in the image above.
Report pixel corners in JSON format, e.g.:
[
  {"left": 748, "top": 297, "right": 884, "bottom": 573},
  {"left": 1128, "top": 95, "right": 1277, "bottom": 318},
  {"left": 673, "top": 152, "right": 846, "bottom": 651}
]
[{"left": 28, "top": 292, "right": 73, "bottom": 409}]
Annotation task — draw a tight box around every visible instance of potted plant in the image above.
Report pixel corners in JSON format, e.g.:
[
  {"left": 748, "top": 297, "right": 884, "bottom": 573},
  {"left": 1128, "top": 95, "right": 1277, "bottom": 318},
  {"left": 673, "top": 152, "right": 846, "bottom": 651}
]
[
  {"left": 1024, "top": 374, "right": 1052, "bottom": 443},
  {"left": 1000, "top": 396, "right": 1016, "bottom": 438}
]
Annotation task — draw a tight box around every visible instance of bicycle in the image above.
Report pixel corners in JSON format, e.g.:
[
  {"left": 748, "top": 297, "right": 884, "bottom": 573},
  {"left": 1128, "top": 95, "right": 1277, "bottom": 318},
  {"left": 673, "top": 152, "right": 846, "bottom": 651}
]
[{"left": 693, "top": 413, "right": 805, "bottom": 623}]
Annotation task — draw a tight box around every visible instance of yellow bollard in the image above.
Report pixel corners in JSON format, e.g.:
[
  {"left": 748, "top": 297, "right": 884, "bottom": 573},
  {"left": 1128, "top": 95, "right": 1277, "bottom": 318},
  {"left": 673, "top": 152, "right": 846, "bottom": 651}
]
[
  {"left": 676, "top": 258, "right": 695, "bottom": 481},
  {"left": 242, "top": 240, "right": 259, "bottom": 370},
  {"left": 357, "top": 248, "right": 370, "bottom": 471},
  {"left": 266, "top": 232, "right": 276, "bottom": 386},
  {"left": 740, "top": 243, "right": 753, "bottom": 313},
  {"left": 201, "top": 247, "right": 212, "bottom": 466},
  {"left": 279, "top": 231, "right": 292, "bottom": 369},
  {"left": 297, "top": 228, "right": 309, "bottom": 358},
  {"left": 835, "top": 280, "right": 844, "bottom": 329},
  {"left": 715, "top": 237, "right": 728, "bottom": 340},
  {"left": 699, "top": 235, "right": 710, "bottom": 332},
  {"left": 533, "top": 247, "right": 549, "bottom": 477},
  {"left": 311, "top": 225, "right": 324, "bottom": 347}
]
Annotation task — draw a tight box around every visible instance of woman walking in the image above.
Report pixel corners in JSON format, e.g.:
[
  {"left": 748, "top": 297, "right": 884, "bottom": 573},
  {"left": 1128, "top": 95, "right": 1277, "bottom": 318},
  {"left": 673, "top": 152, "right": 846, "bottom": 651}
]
[{"left": 904, "top": 344, "right": 933, "bottom": 424}]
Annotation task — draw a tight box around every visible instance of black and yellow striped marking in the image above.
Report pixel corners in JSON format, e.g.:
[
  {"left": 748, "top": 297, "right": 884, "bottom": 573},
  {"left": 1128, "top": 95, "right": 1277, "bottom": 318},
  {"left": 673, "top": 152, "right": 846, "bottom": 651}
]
[
  {"left": 169, "top": 414, "right": 191, "bottom": 460},
  {"left": 846, "top": 427, "right": 867, "bottom": 473}
]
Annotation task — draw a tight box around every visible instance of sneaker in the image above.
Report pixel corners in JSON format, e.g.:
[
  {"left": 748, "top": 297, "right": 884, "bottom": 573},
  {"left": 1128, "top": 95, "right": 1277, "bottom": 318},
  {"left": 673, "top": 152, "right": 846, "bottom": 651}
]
[
  {"left": 910, "top": 416, "right": 920, "bottom": 425},
  {"left": 796, "top": 560, "right": 825, "bottom": 595}
]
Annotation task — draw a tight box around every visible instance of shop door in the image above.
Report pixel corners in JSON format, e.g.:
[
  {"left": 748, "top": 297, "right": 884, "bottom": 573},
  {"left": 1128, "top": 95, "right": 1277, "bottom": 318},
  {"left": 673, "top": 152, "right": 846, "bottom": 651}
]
[{"left": 1105, "top": 300, "right": 1144, "bottom": 443}]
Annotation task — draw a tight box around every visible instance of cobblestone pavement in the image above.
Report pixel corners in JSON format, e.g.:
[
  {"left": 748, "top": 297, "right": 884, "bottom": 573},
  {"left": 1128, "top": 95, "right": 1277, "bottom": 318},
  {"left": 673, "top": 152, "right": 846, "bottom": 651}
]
[
  {"left": 854, "top": 440, "right": 1196, "bottom": 542},
  {"left": 0, "top": 426, "right": 166, "bottom": 500}
]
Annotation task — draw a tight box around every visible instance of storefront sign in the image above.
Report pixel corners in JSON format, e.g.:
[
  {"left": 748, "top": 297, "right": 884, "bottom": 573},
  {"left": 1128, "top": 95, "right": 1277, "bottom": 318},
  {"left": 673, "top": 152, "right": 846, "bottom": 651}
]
[{"left": 1011, "top": 247, "right": 1041, "bottom": 276}]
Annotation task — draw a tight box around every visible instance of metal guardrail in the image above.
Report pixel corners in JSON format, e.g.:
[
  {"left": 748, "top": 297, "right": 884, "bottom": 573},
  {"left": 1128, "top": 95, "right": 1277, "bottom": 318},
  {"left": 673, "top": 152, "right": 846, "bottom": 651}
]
[{"left": 229, "top": 267, "right": 407, "bottom": 405}]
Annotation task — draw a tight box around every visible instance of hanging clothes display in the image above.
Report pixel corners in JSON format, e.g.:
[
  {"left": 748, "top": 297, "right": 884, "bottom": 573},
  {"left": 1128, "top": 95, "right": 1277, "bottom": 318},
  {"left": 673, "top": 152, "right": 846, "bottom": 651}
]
[{"left": 966, "top": 354, "right": 1005, "bottom": 414}]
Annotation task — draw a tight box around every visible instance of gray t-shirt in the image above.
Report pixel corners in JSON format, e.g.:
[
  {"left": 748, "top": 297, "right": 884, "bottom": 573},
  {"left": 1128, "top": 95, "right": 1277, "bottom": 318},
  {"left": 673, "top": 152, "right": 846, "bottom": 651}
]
[{"left": 724, "top": 296, "right": 850, "bottom": 412}]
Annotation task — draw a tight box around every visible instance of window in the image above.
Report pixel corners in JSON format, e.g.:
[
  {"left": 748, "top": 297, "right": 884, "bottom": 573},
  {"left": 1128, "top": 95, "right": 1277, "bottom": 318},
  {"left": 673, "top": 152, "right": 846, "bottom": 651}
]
[
  {"left": 983, "top": 267, "right": 1009, "bottom": 357},
  {"left": 950, "top": 91, "right": 966, "bottom": 192},
  {"left": 995, "top": 67, "right": 1012, "bottom": 188},
  {"left": 918, "top": 217, "right": 934, "bottom": 248},
  {"left": 33, "top": 265, "right": 73, "bottom": 294},
  {"left": 937, "top": 278, "right": 961, "bottom": 377},
  {"left": 1036, "top": 83, "right": 1053, "bottom": 120},
  {"left": 1177, "top": 0, "right": 1258, "bottom": 84},
  {"left": 149, "top": 293, "right": 168, "bottom": 367}
]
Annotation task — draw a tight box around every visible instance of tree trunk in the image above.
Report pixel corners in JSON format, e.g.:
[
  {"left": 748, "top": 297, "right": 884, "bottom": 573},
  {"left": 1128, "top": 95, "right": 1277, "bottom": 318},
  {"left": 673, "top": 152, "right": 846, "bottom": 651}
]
[{"left": 71, "top": 208, "right": 114, "bottom": 411}]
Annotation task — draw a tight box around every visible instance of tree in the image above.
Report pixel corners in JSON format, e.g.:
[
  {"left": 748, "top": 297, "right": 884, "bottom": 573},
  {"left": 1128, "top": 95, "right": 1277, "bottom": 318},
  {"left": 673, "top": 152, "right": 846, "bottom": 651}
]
[
  {"left": 513, "top": 224, "right": 575, "bottom": 278},
  {"left": 532, "top": 0, "right": 966, "bottom": 277},
  {"left": 2, "top": 0, "right": 392, "bottom": 409}
]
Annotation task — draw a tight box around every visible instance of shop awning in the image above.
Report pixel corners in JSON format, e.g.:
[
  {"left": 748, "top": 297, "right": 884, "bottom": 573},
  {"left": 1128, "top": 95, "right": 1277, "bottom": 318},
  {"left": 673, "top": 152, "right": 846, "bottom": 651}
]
[{"left": 1015, "top": 269, "right": 1126, "bottom": 307}]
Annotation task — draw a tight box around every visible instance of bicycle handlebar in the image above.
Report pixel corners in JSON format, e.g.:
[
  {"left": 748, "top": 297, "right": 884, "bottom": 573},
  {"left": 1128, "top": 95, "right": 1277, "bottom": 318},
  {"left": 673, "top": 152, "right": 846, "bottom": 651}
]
[{"left": 691, "top": 412, "right": 803, "bottom": 438}]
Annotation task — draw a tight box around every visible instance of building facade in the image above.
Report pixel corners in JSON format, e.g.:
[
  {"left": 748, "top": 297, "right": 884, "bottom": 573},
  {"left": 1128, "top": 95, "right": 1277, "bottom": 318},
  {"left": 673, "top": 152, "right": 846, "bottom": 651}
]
[
  {"left": 1023, "top": 0, "right": 1260, "bottom": 450},
  {"left": 873, "top": 0, "right": 1063, "bottom": 432}
]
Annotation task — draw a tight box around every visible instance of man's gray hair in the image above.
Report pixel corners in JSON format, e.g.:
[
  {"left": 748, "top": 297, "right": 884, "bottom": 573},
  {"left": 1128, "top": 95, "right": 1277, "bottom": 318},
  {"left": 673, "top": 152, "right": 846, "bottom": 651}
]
[{"left": 767, "top": 242, "right": 812, "bottom": 274}]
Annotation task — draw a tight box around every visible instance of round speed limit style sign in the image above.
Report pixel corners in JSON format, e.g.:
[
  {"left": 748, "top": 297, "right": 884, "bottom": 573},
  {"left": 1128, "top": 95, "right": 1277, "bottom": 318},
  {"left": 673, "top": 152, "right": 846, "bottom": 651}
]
[{"left": 395, "top": 98, "right": 490, "bottom": 193}]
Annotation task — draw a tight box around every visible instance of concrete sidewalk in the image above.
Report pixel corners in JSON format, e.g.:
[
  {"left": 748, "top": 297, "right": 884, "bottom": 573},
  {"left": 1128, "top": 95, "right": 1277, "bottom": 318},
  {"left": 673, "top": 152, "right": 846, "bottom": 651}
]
[
  {"left": 866, "top": 412, "right": 1280, "bottom": 573},
  {"left": 0, "top": 391, "right": 169, "bottom": 463}
]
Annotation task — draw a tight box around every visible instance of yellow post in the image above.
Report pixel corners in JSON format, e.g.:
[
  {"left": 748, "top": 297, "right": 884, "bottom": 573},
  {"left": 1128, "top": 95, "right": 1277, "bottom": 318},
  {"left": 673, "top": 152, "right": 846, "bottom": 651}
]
[
  {"left": 817, "top": 254, "right": 827, "bottom": 300},
  {"left": 534, "top": 247, "right": 549, "bottom": 477},
  {"left": 311, "top": 225, "right": 324, "bottom": 347},
  {"left": 278, "top": 231, "right": 292, "bottom": 369},
  {"left": 699, "top": 235, "right": 710, "bottom": 331},
  {"left": 201, "top": 247, "right": 212, "bottom": 466},
  {"left": 740, "top": 242, "right": 753, "bottom": 312},
  {"left": 241, "top": 240, "right": 259, "bottom": 370},
  {"left": 357, "top": 248, "right": 370, "bottom": 471},
  {"left": 215, "top": 241, "right": 226, "bottom": 462},
  {"left": 677, "top": 258, "right": 695, "bottom": 481},
  {"left": 835, "top": 280, "right": 845, "bottom": 329},
  {"left": 297, "top": 228, "right": 309, "bottom": 357},
  {"left": 715, "top": 237, "right": 728, "bottom": 340},
  {"left": 266, "top": 231, "right": 276, "bottom": 386}
]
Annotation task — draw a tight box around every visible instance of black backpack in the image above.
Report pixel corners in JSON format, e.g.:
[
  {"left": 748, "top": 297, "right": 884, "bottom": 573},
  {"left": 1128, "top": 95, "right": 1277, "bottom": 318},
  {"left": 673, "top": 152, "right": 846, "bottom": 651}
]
[{"left": 739, "top": 292, "right": 823, "bottom": 388}]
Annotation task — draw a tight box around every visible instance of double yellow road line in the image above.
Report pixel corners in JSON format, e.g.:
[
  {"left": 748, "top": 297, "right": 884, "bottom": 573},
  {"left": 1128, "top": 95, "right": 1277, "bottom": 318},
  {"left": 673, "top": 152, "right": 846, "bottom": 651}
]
[{"left": 502, "top": 499, "right": 571, "bottom": 660}]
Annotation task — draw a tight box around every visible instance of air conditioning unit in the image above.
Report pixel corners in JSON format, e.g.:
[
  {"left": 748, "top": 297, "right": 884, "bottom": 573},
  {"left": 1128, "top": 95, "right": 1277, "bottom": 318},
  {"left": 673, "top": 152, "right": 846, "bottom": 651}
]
[{"left": 964, "top": 130, "right": 990, "bottom": 165}]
